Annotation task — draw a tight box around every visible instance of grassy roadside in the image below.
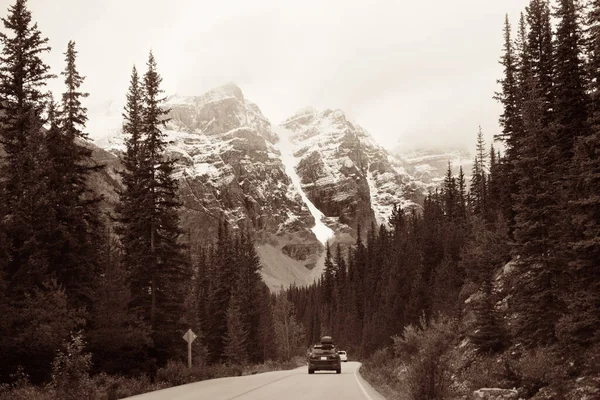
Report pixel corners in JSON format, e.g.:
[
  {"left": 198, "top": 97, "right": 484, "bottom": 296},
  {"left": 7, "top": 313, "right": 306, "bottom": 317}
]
[
  {"left": 0, "top": 357, "right": 307, "bottom": 400},
  {"left": 359, "top": 349, "right": 406, "bottom": 400}
]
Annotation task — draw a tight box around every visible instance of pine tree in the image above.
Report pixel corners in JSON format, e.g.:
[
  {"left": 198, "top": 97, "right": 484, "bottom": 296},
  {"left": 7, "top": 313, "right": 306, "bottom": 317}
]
[
  {"left": 334, "top": 243, "right": 347, "bottom": 295},
  {"left": 487, "top": 144, "right": 501, "bottom": 219},
  {"left": 553, "top": 0, "right": 589, "bottom": 161},
  {"left": 118, "top": 52, "right": 189, "bottom": 364},
  {"left": 457, "top": 166, "right": 467, "bottom": 220},
  {"left": 205, "top": 219, "right": 236, "bottom": 363},
  {"left": 257, "top": 283, "right": 276, "bottom": 362},
  {"left": 116, "top": 66, "right": 151, "bottom": 314},
  {"left": 461, "top": 218, "right": 509, "bottom": 352},
  {"left": 555, "top": 0, "right": 600, "bottom": 350},
  {"left": 322, "top": 241, "right": 335, "bottom": 304},
  {"left": 46, "top": 40, "right": 103, "bottom": 307},
  {"left": 87, "top": 228, "right": 151, "bottom": 376},
  {"left": 223, "top": 294, "right": 248, "bottom": 365},
  {"left": 1, "top": 280, "right": 86, "bottom": 383},
  {"left": 511, "top": 70, "right": 561, "bottom": 347},
  {"left": 525, "top": 0, "right": 554, "bottom": 126},
  {"left": 470, "top": 156, "right": 484, "bottom": 216},
  {"left": 557, "top": 128, "right": 600, "bottom": 349},
  {"left": 0, "top": 0, "right": 54, "bottom": 295},
  {"left": 442, "top": 162, "right": 458, "bottom": 220},
  {"left": 273, "top": 295, "right": 306, "bottom": 360},
  {"left": 143, "top": 52, "right": 189, "bottom": 363},
  {"left": 552, "top": 0, "right": 591, "bottom": 284},
  {"left": 470, "top": 127, "right": 488, "bottom": 218},
  {"left": 234, "top": 229, "right": 264, "bottom": 363},
  {"left": 496, "top": 12, "right": 529, "bottom": 235},
  {"left": 495, "top": 15, "right": 520, "bottom": 152}
]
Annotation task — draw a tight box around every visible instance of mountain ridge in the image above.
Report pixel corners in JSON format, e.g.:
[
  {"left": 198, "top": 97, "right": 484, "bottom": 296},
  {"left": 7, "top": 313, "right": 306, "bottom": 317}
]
[{"left": 87, "top": 83, "right": 449, "bottom": 290}]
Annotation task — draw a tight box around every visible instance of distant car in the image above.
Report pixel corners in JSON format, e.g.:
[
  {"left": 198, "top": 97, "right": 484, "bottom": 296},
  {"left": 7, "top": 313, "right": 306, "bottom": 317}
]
[
  {"left": 337, "top": 350, "right": 348, "bottom": 362},
  {"left": 308, "top": 336, "right": 341, "bottom": 374}
]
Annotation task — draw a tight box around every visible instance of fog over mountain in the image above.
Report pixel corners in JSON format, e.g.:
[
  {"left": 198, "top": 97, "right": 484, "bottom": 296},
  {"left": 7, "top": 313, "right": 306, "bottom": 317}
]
[{"left": 20, "top": 0, "right": 531, "bottom": 152}]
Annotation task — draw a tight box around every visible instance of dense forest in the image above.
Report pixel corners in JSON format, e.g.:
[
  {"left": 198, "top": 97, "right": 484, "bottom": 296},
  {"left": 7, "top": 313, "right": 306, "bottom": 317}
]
[
  {"left": 285, "top": 0, "right": 600, "bottom": 393},
  {"left": 0, "top": 0, "right": 305, "bottom": 393}
]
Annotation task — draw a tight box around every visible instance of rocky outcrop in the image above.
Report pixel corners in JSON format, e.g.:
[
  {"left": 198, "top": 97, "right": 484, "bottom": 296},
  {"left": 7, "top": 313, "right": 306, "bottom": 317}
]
[{"left": 472, "top": 388, "right": 519, "bottom": 400}]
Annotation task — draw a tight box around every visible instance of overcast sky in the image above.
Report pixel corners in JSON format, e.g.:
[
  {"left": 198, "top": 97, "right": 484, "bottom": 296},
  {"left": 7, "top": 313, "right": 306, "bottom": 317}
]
[{"left": 4, "top": 0, "right": 531, "bottom": 152}]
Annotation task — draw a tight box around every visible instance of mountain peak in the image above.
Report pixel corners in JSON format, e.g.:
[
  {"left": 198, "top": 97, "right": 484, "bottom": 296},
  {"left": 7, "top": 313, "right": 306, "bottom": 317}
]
[
  {"left": 166, "top": 82, "right": 244, "bottom": 108},
  {"left": 207, "top": 82, "right": 244, "bottom": 101}
]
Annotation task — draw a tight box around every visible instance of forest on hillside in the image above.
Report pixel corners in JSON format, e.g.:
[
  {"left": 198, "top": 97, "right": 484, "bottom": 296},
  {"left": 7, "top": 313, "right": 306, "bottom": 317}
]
[{"left": 284, "top": 0, "right": 599, "bottom": 398}]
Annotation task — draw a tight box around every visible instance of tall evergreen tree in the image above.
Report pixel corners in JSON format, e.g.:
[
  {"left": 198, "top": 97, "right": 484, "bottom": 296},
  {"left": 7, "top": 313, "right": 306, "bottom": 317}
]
[
  {"left": 511, "top": 71, "right": 561, "bottom": 346},
  {"left": 141, "top": 52, "right": 189, "bottom": 363},
  {"left": 273, "top": 295, "right": 306, "bottom": 361},
  {"left": 117, "top": 53, "right": 189, "bottom": 364},
  {"left": 442, "top": 162, "right": 458, "bottom": 220},
  {"left": 322, "top": 241, "right": 335, "bottom": 304},
  {"left": 116, "top": 65, "right": 150, "bottom": 311},
  {"left": 223, "top": 294, "right": 248, "bottom": 365},
  {"left": 495, "top": 15, "right": 519, "bottom": 152},
  {"left": 457, "top": 166, "right": 467, "bottom": 220},
  {"left": 234, "top": 230, "right": 264, "bottom": 363},
  {"left": 0, "top": 0, "right": 54, "bottom": 295},
  {"left": 525, "top": 0, "right": 554, "bottom": 126},
  {"left": 461, "top": 218, "right": 510, "bottom": 352},
  {"left": 87, "top": 228, "right": 151, "bottom": 375},
  {"left": 205, "top": 219, "right": 235, "bottom": 363},
  {"left": 555, "top": 0, "right": 600, "bottom": 351},
  {"left": 553, "top": 0, "right": 589, "bottom": 161},
  {"left": 46, "top": 40, "right": 103, "bottom": 307}
]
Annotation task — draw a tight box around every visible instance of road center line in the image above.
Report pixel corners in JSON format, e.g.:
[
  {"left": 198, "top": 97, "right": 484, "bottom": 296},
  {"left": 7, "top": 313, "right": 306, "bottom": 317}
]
[{"left": 225, "top": 370, "right": 298, "bottom": 400}]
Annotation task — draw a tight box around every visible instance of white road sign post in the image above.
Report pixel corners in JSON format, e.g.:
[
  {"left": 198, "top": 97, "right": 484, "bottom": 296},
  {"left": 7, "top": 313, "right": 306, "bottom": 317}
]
[{"left": 183, "top": 329, "right": 197, "bottom": 368}]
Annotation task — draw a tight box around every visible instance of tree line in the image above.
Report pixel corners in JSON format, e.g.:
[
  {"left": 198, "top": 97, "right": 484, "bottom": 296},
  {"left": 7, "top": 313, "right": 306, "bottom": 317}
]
[
  {"left": 0, "top": 0, "right": 303, "bottom": 385},
  {"left": 286, "top": 0, "right": 599, "bottom": 371}
]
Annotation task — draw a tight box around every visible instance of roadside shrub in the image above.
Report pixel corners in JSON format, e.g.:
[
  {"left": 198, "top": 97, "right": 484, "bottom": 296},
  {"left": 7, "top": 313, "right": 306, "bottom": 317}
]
[
  {"left": 51, "top": 333, "right": 98, "bottom": 400},
  {"left": 0, "top": 384, "right": 56, "bottom": 400},
  {"left": 392, "top": 316, "right": 458, "bottom": 400},
  {"left": 0, "top": 356, "right": 301, "bottom": 400},
  {"left": 156, "top": 360, "right": 192, "bottom": 386},
  {"left": 510, "top": 347, "right": 566, "bottom": 397},
  {"left": 459, "top": 355, "right": 514, "bottom": 393}
]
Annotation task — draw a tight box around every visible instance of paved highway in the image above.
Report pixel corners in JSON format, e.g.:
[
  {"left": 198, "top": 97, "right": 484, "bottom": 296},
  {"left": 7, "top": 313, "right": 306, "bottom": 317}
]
[{"left": 124, "top": 361, "right": 386, "bottom": 400}]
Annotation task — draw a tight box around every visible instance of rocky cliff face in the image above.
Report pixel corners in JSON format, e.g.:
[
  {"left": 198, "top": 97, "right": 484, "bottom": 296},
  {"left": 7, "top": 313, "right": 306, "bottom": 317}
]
[
  {"left": 279, "top": 107, "right": 424, "bottom": 229},
  {"left": 88, "top": 83, "right": 428, "bottom": 291}
]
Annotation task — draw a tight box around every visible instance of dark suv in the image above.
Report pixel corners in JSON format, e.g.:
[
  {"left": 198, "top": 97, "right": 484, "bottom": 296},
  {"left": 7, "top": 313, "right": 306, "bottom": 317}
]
[{"left": 308, "top": 336, "right": 341, "bottom": 374}]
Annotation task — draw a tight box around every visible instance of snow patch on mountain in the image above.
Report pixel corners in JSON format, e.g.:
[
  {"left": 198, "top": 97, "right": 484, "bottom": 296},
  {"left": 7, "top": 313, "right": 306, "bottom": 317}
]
[{"left": 274, "top": 126, "right": 334, "bottom": 245}]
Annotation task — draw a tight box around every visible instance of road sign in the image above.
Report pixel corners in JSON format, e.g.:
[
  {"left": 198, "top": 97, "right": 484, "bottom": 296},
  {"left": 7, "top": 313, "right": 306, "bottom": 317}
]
[
  {"left": 183, "top": 329, "right": 197, "bottom": 368},
  {"left": 183, "top": 329, "right": 197, "bottom": 344}
]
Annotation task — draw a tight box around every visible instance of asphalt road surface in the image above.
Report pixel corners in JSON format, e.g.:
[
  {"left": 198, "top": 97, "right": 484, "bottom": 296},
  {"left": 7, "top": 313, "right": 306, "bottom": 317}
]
[{"left": 124, "top": 361, "right": 386, "bottom": 400}]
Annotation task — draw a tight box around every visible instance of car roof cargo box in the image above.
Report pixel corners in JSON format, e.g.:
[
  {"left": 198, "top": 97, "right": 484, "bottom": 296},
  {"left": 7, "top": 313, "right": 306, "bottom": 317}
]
[{"left": 320, "top": 336, "right": 333, "bottom": 344}]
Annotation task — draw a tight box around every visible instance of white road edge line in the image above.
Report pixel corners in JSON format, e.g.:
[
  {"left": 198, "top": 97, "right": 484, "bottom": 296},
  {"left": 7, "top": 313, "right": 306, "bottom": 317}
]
[{"left": 354, "top": 363, "right": 374, "bottom": 400}]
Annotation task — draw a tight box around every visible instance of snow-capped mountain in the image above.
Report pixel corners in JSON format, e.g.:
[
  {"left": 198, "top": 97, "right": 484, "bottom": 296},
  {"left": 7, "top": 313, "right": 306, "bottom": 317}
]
[
  {"left": 278, "top": 108, "right": 424, "bottom": 228},
  {"left": 87, "top": 83, "right": 427, "bottom": 291},
  {"left": 394, "top": 147, "right": 474, "bottom": 188}
]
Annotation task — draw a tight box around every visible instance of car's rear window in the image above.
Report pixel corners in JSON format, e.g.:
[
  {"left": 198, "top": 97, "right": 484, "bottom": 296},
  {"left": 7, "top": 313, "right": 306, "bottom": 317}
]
[{"left": 312, "top": 347, "right": 336, "bottom": 355}]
